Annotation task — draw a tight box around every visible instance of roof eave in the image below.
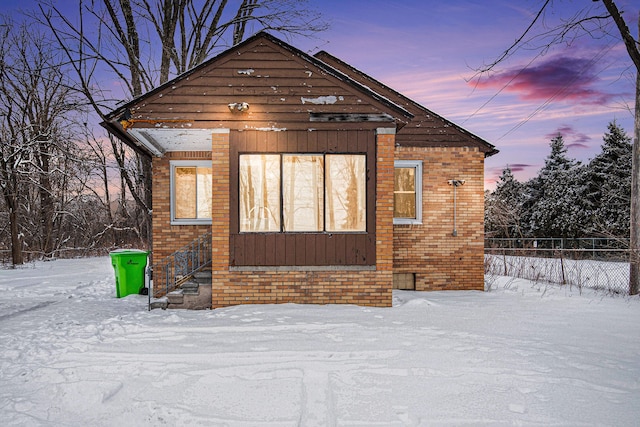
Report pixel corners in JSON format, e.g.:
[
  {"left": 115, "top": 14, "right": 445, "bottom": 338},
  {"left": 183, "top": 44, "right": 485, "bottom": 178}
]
[{"left": 99, "top": 119, "right": 162, "bottom": 158}]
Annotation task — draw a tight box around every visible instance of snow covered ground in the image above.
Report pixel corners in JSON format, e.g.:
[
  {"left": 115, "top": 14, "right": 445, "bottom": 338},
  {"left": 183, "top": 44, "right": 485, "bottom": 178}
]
[{"left": 1, "top": 257, "right": 639, "bottom": 426}]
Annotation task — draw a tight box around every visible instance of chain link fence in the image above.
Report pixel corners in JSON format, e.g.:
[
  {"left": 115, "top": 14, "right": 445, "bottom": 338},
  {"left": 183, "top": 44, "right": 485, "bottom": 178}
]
[{"left": 485, "top": 238, "right": 632, "bottom": 295}]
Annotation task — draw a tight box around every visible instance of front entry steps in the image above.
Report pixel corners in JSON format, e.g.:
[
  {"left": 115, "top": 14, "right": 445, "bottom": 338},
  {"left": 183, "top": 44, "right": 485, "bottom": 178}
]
[{"left": 150, "top": 271, "right": 212, "bottom": 310}]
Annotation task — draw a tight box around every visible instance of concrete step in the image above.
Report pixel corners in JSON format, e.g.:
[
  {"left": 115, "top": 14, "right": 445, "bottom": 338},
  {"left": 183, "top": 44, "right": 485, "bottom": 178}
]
[
  {"left": 193, "top": 271, "right": 212, "bottom": 284},
  {"left": 154, "top": 272, "right": 212, "bottom": 310},
  {"left": 163, "top": 283, "right": 211, "bottom": 310},
  {"left": 166, "top": 289, "right": 184, "bottom": 305},
  {"left": 181, "top": 281, "right": 200, "bottom": 295},
  {"left": 149, "top": 298, "right": 168, "bottom": 310}
]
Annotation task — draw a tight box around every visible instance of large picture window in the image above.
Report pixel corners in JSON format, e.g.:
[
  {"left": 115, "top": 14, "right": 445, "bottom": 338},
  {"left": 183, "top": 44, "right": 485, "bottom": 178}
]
[
  {"left": 394, "top": 160, "right": 422, "bottom": 225},
  {"left": 239, "top": 154, "right": 366, "bottom": 233},
  {"left": 171, "top": 161, "right": 212, "bottom": 224}
]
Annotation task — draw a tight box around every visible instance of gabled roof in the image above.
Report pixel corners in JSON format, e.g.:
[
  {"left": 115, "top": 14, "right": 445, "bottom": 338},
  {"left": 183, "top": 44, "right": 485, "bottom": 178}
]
[
  {"left": 314, "top": 51, "right": 498, "bottom": 157},
  {"left": 101, "top": 31, "right": 496, "bottom": 158},
  {"left": 105, "top": 31, "right": 415, "bottom": 122},
  {"left": 101, "top": 32, "right": 415, "bottom": 156}
]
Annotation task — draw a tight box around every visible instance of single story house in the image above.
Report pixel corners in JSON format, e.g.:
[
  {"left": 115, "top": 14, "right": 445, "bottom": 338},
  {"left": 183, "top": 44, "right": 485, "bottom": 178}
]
[{"left": 102, "top": 32, "right": 497, "bottom": 308}]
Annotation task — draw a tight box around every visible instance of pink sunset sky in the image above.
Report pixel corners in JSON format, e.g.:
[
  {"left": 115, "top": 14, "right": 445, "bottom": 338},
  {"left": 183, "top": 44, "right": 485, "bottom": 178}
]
[
  {"left": 2, "top": 0, "right": 637, "bottom": 190},
  {"left": 296, "top": 0, "right": 637, "bottom": 189}
]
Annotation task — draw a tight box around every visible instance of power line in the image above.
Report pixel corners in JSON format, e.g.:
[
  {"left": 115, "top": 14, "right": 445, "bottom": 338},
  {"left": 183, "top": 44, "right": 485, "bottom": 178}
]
[
  {"left": 495, "top": 40, "right": 616, "bottom": 141},
  {"left": 462, "top": 50, "right": 547, "bottom": 125}
]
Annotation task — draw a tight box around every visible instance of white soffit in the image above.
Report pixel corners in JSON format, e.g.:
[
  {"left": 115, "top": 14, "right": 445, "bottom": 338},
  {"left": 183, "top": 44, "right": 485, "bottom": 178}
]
[{"left": 128, "top": 128, "right": 214, "bottom": 154}]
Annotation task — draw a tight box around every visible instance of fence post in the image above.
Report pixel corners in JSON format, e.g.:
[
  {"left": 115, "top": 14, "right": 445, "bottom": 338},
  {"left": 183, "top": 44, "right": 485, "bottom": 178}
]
[
  {"left": 503, "top": 248, "right": 508, "bottom": 276},
  {"left": 560, "top": 249, "right": 566, "bottom": 285}
]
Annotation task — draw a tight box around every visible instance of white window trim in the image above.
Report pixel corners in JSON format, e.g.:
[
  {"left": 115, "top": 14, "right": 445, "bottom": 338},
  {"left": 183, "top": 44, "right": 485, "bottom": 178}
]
[
  {"left": 393, "top": 160, "right": 422, "bottom": 225},
  {"left": 170, "top": 160, "right": 213, "bottom": 225}
]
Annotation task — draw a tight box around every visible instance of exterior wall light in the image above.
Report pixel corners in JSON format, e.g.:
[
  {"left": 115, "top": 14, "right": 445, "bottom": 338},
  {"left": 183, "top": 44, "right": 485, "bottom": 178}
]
[
  {"left": 228, "top": 102, "right": 250, "bottom": 113},
  {"left": 447, "top": 179, "right": 466, "bottom": 237}
]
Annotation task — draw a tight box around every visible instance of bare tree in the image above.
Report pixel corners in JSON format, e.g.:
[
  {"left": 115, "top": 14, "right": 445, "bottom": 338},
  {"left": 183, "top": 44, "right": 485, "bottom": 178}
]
[
  {"left": 73, "top": 127, "right": 147, "bottom": 248},
  {"left": 0, "top": 18, "right": 87, "bottom": 264},
  {"left": 36, "top": 0, "right": 328, "bottom": 250},
  {"left": 0, "top": 22, "right": 28, "bottom": 266},
  {"left": 478, "top": 0, "right": 640, "bottom": 295}
]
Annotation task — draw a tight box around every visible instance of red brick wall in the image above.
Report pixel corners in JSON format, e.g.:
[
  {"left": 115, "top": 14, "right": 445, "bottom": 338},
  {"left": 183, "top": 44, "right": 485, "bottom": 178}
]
[
  {"left": 393, "top": 146, "right": 485, "bottom": 291},
  {"left": 151, "top": 151, "right": 211, "bottom": 264},
  {"left": 210, "top": 129, "right": 395, "bottom": 308}
]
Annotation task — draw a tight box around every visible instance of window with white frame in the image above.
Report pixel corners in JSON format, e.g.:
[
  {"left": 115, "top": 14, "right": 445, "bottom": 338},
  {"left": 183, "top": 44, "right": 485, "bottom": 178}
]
[
  {"left": 239, "top": 153, "right": 366, "bottom": 232},
  {"left": 394, "top": 160, "right": 422, "bottom": 224},
  {"left": 170, "top": 160, "right": 212, "bottom": 224}
]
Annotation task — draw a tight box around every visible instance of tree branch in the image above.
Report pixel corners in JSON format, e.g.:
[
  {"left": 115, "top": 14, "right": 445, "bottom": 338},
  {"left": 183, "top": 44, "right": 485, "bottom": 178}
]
[{"left": 601, "top": 0, "right": 640, "bottom": 72}]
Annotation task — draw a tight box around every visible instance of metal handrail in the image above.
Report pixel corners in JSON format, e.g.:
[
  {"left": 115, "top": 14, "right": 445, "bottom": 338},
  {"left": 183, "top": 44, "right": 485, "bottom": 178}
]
[{"left": 147, "top": 231, "right": 212, "bottom": 309}]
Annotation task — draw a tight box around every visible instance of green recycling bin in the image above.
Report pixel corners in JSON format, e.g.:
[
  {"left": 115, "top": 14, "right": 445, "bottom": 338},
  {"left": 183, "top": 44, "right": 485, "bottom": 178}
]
[{"left": 110, "top": 249, "right": 149, "bottom": 298}]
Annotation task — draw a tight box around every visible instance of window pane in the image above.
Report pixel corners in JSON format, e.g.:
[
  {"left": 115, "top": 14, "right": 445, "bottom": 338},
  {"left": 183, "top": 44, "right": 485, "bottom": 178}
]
[
  {"left": 326, "top": 155, "right": 366, "bottom": 232},
  {"left": 196, "top": 167, "right": 212, "bottom": 219},
  {"left": 175, "top": 167, "right": 196, "bottom": 219},
  {"left": 394, "top": 167, "right": 416, "bottom": 218},
  {"left": 240, "top": 155, "right": 281, "bottom": 232},
  {"left": 283, "top": 155, "right": 324, "bottom": 231}
]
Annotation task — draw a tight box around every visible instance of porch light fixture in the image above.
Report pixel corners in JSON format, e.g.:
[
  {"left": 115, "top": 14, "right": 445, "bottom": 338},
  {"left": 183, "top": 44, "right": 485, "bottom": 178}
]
[
  {"left": 447, "top": 179, "right": 465, "bottom": 237},
  {"left": 228, "top": 102, "right": 250, "bottom": 113}
]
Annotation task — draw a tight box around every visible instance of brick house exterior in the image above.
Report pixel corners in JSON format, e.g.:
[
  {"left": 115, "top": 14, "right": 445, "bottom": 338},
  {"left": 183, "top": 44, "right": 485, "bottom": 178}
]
[{"left": 102, "top": 32, "right": 497, "bottom": 308}]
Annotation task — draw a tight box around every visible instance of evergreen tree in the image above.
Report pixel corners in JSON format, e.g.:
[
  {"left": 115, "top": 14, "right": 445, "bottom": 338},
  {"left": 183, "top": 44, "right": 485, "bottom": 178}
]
[
  {"left": 525, "top": 135, "right": 589, "bottom": 238},
  {"left": 485, "top": 167, "right": 525, "bottom": 238},
  {"left": 586, "top": 121, "right": 632, "bottom": 237}
]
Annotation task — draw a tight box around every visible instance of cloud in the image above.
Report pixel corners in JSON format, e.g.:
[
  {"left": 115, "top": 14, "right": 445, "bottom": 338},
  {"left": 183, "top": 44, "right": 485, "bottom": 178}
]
[
  {"left": 485, "top": 163, "right": 536, "bottom": 188},
  {"left": 545, "top": 124, "right": 591, "bottom": 150},
  {"left": 566, "top": 142, "right": 589, "bottom": 149},
  {"left": 501, "top": 163, "right": 533, "bottom": 174},
  {"left": 474, "top": 55, "right": 614, "bottom": 105}
]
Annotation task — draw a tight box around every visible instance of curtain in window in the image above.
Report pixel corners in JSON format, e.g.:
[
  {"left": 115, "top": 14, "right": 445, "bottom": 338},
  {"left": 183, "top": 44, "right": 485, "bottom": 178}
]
[
  {"left": 283, "top": 155, "right": 324, "bottom": 231},
  {"left": 326, "top": 155, "right": 366, "bottom": 232},
  {"left": 239, "top": 155, "right": 281, "bottom": 232},
  {"left": 196, "top": 167, "right": 212, "bottom": 219},
  {"left": 240, "top": 153, "right": 366, "bottom": 233},
  {"left": 174, "top": 166, "right": 212, "bottom": 220},
  {"left": 394, "top": 167, "right": 416, "bottom": 219},
  {"left": 175, "top": 167, "right": 197, "bottom": 219}
]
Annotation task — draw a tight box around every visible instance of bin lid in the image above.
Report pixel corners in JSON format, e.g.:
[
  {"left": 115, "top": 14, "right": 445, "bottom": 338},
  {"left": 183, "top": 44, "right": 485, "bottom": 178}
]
[{"left": 110, "top": 249, "right": 149, "bottom": 255}]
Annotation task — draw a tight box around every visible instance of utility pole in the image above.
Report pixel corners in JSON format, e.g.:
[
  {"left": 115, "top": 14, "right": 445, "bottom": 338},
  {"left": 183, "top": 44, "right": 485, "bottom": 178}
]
[
  {"left": 600, "top": 0, "right": 640, "bottom": 295},
  {"left": 628, "top": 13, "right": 640, "bottom": 295}
]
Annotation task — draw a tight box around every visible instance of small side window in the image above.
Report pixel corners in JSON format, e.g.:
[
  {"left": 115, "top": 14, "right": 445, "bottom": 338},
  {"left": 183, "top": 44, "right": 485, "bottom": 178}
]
[
  {"left": 170, "top": 161, "right": 212, "bottom": 225},
  {"left": 394, "top": 160, "right": 422, "bottom": 225}
]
